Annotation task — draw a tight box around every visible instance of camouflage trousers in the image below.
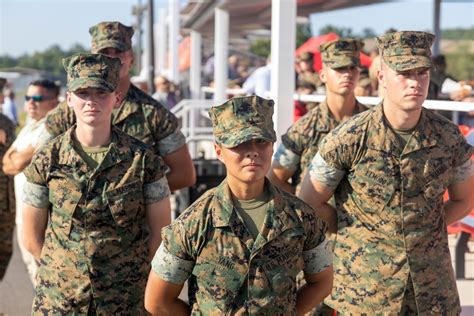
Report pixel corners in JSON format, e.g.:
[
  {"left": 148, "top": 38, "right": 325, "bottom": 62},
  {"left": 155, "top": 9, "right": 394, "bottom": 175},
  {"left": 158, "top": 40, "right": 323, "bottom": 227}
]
[{"left": 0, "top": 212, "right": 15, "bottom": 280}]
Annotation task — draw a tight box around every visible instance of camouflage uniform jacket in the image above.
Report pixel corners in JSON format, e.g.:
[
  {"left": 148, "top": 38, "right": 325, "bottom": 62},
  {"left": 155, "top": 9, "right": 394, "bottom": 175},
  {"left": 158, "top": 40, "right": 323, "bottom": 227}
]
[
  {"left": 0, "top": 113, "right": 15, "bottom": 279},
  {"left": 24, "top": 126, "right": 167, "bottom": 314},
  {"left": 281, "top": 99, "right": 367, "bottom": 193},
  {"left": 316, "top": 103, "right": 472, "bottom": 314},
  {"left": 45, "top": 84, "right": 181, "bottom": 156},
  {"left": 161, "top": 179, "right": 328, "bottom": 315}
]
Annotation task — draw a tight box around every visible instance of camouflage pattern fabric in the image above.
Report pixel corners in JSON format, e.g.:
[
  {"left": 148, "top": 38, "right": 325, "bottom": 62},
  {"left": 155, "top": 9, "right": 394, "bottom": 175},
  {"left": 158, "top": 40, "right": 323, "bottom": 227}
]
[
  {"left": 281, "top": 99, "right": 367, "bottom": 194},
  {"left": 23, "top": 126, "right": 166, "bottom": 314},
  {"left": 298, "top": 71, "right": 322, "bottom": 88},
  {"left": 316, "top": 103, "right": 471, "bottom": 314},
  {"left": 0, "top": 114, "right": 15, "bottom": 280},
  {"left": 89, "top": 21, "right": 134, "bottom": 53},
  {"left": 45, "top": 84, "right": 179, "bottom": 155},
  {"left": 209, "top": 95, "right": 276, "bottom": 148},
  {"left": 161, "top": 179, "right": 328, "bottom": 314},
  {"left": 320, "top": 38, "right": 364, "bottom": 69},
  {"left": 376, "top": 31, "right": 434, "bottom": 71},
  {"left": 62, "top": 53, "right": 121, "bottom": 92}
]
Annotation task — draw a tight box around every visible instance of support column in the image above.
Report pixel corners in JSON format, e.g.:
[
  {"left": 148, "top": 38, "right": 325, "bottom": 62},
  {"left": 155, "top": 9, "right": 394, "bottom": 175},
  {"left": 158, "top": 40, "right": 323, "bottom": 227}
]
[
  {"left": 168, "top": 0, "right": 180, "bottom": 82},
  {"left": 270, "top": 0, "right": 296, "bottom": 146},
  {"left": 156, "top": 8, "right": 167, "bottom": 75},
  {"left": 214, "top": 8, "right": 229, "bottom": 104},
  {"left": 190, "top": 30, "right": 202, "bottom": 99},
  {"left": 433, "top": 0, "right": 441, "bottom": 56}
]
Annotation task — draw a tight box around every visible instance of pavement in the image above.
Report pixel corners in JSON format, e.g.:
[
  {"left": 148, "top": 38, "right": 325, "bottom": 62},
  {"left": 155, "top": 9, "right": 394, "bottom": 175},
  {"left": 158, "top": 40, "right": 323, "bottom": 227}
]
[{"left": 1, "top": 230, "right": 473, "bottom": 315}]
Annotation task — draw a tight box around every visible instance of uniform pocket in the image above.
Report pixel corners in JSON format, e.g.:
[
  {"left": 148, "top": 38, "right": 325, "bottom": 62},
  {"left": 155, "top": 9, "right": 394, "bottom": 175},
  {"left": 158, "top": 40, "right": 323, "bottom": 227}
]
[{"left": 106, "top": 181, "right": 143, "bottom": 228}]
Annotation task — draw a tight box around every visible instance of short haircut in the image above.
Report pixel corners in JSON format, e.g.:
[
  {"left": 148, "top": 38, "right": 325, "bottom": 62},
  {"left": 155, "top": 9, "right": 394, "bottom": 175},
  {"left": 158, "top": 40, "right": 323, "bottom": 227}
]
[{"left": 29, "top": 79, "right": 60, "bottom": 97}]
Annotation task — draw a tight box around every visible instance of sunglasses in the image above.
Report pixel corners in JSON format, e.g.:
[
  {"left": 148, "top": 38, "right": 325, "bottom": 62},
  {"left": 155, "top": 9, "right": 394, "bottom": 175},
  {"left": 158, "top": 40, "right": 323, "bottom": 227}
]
[{"left": 25, "top": 95, "right": 53, "bottom": 102}]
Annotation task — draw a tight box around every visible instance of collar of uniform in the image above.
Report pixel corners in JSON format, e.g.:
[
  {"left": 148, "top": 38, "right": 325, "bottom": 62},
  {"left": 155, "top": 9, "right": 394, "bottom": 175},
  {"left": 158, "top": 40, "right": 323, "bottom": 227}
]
[
  {"left": 367, "top": 102, "right": 437, "bottom": 154},
  {"left": 212, "top": 179, "right": 301, "bottom": 242},
  {"left": 57, "top": 125, "right": 132, "bottom": 172},
  {"left": 313, "top": 100, "right": 335, "bottom": 132},
  {"left": 401, "top": 108, "right": 438, "bottom": 155},
  {"left": 112, "top": 84, "right": 141, "bottom": 125},
  {"left": 315, "top": 99, "right": 367, "bottom": 132}
]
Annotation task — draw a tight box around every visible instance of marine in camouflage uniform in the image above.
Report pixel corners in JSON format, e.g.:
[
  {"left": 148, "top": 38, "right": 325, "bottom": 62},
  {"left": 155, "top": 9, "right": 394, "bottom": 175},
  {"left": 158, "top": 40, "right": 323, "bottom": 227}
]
[
  {"left": 40, "top": 22, "right": 194, "bottom": 191},
  {"left": 301, "top": 31, "right": 474, "bottom": 314},
  {"left": 296, "top": 52, "right": 322, "bottom": 89},
  {"left": 23, "top": 54, "right": 171, "bottom": 314},
  {"left": 145, "top": 96, "right": 333, "bottom": 315},
  {"left": 0, "top": 78, "right": 16, "bottom": 279},
  {"left": 271, "top": 39, "right": 367, "bottom": 195}
]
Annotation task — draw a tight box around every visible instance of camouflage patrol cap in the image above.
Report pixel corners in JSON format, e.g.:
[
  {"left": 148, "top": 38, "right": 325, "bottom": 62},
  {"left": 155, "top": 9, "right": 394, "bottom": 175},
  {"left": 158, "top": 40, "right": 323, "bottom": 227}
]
[
  {"left": 376, "top": 31, "right": 435, "bottom": 71},
  {"left": 320, "top": 38, "right": 364, "bottom": 69},
  {"left": 62, "top": 53, "right": 121, "bottom": 92},
  {"left": 89, "top": 21, "right": 134, "bottom": 53},
  {"left": 297, "top": 52, "right": 314, "bottom": 62},
  {"left": 209, "top": 95, "right": 276, "bottom": 148},
  {"left": 0, "top": 78, "right": 6, "bottom": 91}
]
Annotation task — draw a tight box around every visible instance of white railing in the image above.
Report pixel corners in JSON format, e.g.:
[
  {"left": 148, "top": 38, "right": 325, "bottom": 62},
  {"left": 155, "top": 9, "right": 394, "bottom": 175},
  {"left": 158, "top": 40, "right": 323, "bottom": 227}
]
[{"left": 173, "top": 93, "right": 474, "bottom": 159}]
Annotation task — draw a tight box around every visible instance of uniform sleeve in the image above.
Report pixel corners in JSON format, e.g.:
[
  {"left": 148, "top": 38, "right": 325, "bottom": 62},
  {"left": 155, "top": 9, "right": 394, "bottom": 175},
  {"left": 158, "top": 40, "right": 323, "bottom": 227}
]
[
  {"left": 452, "top": 131, "right": 473, "bottom": 169},
  {"left": 146, "top": 104, "right": 180, "bottom": 151},
  {"left": 151, "top": 221, "right": 195, "bottom": 284},
  {"left": 452, "top": 158, "right": 474, "bottom": 184},
  {"left": 308, "top": 152, "right": 346, "bottom": 190},
  {"left": 156, "top": 129, "right": 186, "bottom": 156},
  {"left": 301, "top": 206, "right": 331, "bottom": 273},
  {"left": 22, "top": 150, "right": 50, "bottom": 208},
  {"left": 143, "top": 149, "right": 170, "bottom": 203},
  {"left": 281, "top": 115, "right": 312, "bottom": 157},
  {"left": 273, "top": 142, "right": 300, "bottom": 172},
  {"left": 44, "top": 102, "right": 75, "bottom": 139},
  {"left": 317, "top": 129, "right": 354, "bottom": 171}
]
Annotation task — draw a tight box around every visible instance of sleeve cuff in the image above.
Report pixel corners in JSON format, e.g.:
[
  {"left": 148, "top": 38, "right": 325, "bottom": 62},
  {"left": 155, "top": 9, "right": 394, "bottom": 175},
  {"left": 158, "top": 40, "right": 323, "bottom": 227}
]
[
  {"left": 157, "top": 130, "right": 186, "bottom": 156},
  {"left": 303, "top": 238, "right": 333, "bottom": 274},
  {"left": 309, "top": 153, "right": 345, "bottom": 190},
  {"left": 273, "top": 143, "right": 300, "bottom": 171},
  {"left": 151, "top": 243, "right": 194, "bottom": 284},
  {"left": 452, "top": 159, "right": 474, "bottom": 184},
  {"left": 144, "top": 177, "right": 171, "bottom": 204},
  {"left": 23, "top": 181, "right": 49, "bottom": 208}
]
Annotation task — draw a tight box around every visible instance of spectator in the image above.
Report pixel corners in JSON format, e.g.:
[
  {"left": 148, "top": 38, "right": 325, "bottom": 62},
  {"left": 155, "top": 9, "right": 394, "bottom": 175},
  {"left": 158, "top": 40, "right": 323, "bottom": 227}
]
[
  {"left": 152, "top": 75, "right": 178, "bottom": 109},
  {"left": 242, "top": 55, "right": 271, "bottom": 98},
  {"left": 2, "top": 88, "right": 18, "bottom": 125},
  {"left": 294, "top": 81, "right": 317, "bottom": 121},
  {"left": 2, "top": 79, "right": 59, "bottom": 285}
]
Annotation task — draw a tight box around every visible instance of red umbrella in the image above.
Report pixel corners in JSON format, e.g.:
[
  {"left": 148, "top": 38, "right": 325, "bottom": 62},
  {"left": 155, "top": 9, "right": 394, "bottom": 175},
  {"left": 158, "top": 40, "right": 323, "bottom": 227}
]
[{"left": 296, "top": 33, "right": 372, "bottom": 72}]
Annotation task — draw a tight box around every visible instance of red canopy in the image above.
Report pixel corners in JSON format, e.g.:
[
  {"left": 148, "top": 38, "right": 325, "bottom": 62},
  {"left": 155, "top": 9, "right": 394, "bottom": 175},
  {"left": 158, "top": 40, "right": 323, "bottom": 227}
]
[{"left": 296, "top": 33, "right": 372, "bottom": 72}]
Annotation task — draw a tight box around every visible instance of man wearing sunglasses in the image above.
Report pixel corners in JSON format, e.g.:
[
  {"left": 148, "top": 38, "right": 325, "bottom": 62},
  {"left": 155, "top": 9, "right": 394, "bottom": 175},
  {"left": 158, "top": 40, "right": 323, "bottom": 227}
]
[
  {"left": 39, "top": 21, "right": 196, "bottom": 192},
  {"left": 2, "top": 79, "right": 59, "bottom": 284}
]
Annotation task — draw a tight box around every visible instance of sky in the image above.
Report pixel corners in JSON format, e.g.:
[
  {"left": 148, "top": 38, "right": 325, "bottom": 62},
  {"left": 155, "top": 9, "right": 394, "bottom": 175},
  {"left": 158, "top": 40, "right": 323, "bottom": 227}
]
[{"left": 0, "top": 0, "right": 473, "bottom": 58}]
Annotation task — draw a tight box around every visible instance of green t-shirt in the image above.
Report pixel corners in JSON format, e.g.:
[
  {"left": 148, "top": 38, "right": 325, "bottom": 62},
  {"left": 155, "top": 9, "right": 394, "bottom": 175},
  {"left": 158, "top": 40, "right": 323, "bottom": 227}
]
[
  {"left": 233, "top": 190, "right": 270, "bottom": 240},
  {"left": 72, "top": 136, "right": 110, "bottom": 170},
  {"left": 391, "top": 127, "right": 415, "bottom": 150}
]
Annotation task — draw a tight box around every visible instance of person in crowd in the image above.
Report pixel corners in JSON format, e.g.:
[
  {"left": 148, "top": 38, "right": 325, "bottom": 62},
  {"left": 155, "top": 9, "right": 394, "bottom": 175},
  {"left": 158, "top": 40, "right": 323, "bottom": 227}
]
[
  {"left": 144, "top": 95, "right": 333, "bottom": 315},
  {"left": 2, "top": 79, "right": 59, "bottom": 284},
  {"left": 269, "top": 38, "right": 367, "bottom": 194},
  {"left": 152, "top": 75, "right": 178, "bottom": 109},
  {"left": 242, "top": 55, "right": 271, "bottom": 98},
  {"left": 0, "top": 77, "right": 16, "bottom": 282},
  {"left": 22, "top": 53, "right": 172, "bottom": 314},
  {"left": 354, "top": 70, "right": 373, "bottom": 97},
  {"left": 294, "top": 81, "right": 317, "bottom": 122},
  {"left": 39, "top": 21, "right": 195, "bottom": 191},
  {"left": 299, "top": 31, "right": 473, "bottom": 314},
  {"left": 2, "top": 87, "right": 18, "bottom": 125},
  {"left": 296, "top": 52, "right": 322, "bottom": 90}
]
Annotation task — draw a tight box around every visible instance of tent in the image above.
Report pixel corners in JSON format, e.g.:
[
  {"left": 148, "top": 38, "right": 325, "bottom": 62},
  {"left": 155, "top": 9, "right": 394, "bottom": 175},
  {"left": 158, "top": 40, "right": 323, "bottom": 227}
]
[{"left": 296, "top": 32, "right": 372, "bottom": 72}]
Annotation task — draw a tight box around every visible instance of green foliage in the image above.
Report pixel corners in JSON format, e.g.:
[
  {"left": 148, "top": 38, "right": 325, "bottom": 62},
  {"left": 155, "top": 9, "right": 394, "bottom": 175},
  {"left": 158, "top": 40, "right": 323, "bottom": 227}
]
[
  {"left": 442, "top": 28, "right": 474, "bottom": 40},
  {"left": 296, "top": 24, "right": 312, "bottom": 48},
  {"left": 250, "top": 39, "right": 271, "bottom": 58},
  {"left": 318, "top": 25, "right": 355, "bottom": 38},
  {"left": 444, "top": 42, "right": 474, "bottom": 80}
]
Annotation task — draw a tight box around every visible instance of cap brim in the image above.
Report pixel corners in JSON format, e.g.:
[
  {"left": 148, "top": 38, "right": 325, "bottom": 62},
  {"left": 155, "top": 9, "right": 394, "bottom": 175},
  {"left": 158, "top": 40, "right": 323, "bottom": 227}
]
[
  {"left": 326, "top": 56, "right": 360, "bottom": 69},
  {"left": 92, "top": 40, "right": 129, "bottom": 53},
  {"left": 68, "top": 78, "right": 116, "bottom": 92},
  {"left": 383, "top": 55, "right": 432, "bottom": 71},
  {"left": 217, "top": 127, "right": 276, "bottom": 148}
]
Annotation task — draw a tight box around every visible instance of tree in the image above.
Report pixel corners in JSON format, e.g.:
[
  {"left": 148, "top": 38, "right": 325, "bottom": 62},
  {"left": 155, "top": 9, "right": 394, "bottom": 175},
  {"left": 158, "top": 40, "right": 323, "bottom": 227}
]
[
  {"left": 296, "top": 23, "right": 312, "bottom": 48},
  {"left": 250, "top": 39, "right": 271, "bottom": 58}
]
